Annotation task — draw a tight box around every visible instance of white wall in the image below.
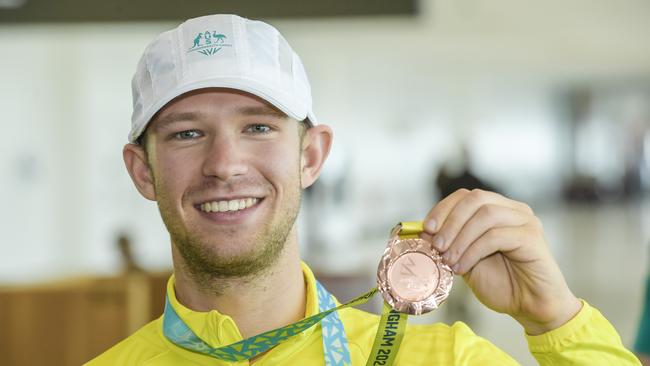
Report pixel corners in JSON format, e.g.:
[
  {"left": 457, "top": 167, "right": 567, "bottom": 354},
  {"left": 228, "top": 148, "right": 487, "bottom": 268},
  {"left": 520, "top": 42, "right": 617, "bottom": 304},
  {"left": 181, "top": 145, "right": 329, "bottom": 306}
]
[{"left": 1, "top": 0, "right": 650, "bottom": 282}]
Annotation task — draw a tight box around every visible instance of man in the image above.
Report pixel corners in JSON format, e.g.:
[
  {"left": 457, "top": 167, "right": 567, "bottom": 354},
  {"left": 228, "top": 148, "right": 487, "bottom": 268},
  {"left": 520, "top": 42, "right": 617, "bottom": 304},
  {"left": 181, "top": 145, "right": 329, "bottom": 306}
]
[{"left": 87, "top": 14, "right": 640, "bottom": 365}]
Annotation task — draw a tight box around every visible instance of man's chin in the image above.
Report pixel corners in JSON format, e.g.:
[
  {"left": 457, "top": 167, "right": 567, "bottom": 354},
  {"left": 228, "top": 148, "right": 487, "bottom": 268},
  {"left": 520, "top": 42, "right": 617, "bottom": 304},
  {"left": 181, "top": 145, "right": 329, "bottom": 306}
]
[
  {"left": 175, "top": 238, "right": 283, "bottom": 279},
  {"left": 195, "top": 255, "right": 276, "bottom": 279},
  {"left": 191, "top": 239, "right": 259, "bottom": 263}
]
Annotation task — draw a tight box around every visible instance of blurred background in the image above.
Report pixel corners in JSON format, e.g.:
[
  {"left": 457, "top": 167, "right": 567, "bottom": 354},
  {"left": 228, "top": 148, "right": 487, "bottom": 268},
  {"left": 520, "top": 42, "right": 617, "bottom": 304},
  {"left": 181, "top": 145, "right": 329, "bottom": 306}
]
[{"left": 1, "top": 0, "right": 650, "bottom": 365}]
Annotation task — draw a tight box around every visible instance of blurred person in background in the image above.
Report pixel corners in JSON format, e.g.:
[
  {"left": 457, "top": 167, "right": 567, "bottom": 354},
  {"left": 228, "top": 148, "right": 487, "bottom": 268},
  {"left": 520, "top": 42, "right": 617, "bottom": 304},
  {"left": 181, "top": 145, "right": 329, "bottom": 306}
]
[
  {"left": 636, "top": 288, "right": 650, "bottom": 365},
  {"left": 635, "top": 246, "right": 650, "bottom": 366},
  {"left": 434, "top": 146, "right": 500, "bottom": 200},
  {"left": 86, "top": 14, "right": 640, "bottom": 365},
  {"left": 116, "top": 232, "right": 144, "bottom": 274}
]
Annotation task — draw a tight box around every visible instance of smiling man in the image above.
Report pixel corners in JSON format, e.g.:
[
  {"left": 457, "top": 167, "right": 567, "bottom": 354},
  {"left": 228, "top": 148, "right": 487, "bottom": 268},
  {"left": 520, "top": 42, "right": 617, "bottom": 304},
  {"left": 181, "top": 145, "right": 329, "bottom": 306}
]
[{"left": 86, "top": 14, "right": 640, "bottom": 365}]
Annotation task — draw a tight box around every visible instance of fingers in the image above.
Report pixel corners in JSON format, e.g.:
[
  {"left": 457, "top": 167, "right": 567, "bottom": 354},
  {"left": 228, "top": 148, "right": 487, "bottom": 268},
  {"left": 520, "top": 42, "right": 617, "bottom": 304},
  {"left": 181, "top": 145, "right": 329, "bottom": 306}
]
[
  {"left": 450, "top": 226, "right": 529, "bottom": 274},
  {"left": 424, "top": 189, "right": 530, "bottom": 253},
  {"left": 439, "top": 205, "right": 530, "bottom": 266},
  {"left": 421, "top": 188, "right": 541, "bottom": 275},
  {"left": 423, "top": 188, "right": 471, "bottom": 233}
]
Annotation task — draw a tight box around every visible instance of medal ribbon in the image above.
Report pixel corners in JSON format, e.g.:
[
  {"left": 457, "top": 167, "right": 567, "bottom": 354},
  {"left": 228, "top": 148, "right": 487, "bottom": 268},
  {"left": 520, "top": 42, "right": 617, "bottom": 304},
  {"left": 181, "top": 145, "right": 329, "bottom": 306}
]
[
  {"left": 162, "top": 222, "right": 422, "bottom": 364},
  {"left": 163, "top": 283, "right": 375, "bottom": 363},
  {"left": 317, "top": 281, "right": 352, "bottom": 366},
  {"left": 365, "top": 303, "right": 408, "bottom": 366}
]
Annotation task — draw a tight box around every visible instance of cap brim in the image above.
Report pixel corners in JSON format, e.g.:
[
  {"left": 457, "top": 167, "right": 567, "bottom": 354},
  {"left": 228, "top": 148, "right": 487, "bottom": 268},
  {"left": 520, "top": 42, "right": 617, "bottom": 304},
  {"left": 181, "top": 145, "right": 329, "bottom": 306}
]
[{"left": 129, "top": 78, "right": 316, "bottom": 143}]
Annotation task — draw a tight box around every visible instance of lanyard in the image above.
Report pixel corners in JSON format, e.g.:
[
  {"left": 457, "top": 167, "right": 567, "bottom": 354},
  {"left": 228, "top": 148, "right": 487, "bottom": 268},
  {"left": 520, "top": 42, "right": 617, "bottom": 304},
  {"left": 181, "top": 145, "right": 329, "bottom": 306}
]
[
  {"left": 161, "top": 223, "right": 425, "bottom": 365},
  {"left": 162, "top": 282, "right": 407, "bottom": 365},
  {"left": 316, "top": 281, "right": 352, "bottom": 366}
]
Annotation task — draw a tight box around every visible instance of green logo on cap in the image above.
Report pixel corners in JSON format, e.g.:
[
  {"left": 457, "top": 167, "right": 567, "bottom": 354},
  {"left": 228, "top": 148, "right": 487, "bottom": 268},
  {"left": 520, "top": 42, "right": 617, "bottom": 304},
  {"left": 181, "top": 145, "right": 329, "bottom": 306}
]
[{"left": 188, "top": 31, "right": 232, "bottom": 56}]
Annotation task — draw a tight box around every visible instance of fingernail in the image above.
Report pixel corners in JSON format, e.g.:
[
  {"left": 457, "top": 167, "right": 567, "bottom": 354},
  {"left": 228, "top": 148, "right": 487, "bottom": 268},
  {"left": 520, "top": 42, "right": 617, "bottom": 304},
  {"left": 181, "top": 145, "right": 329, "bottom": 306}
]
[
  {"left": 442, "top": 251, "right": 450, "bottom": 263},
  {"left": 434, "top": 235, "right": 445, "bottom": 251},
  {"left": 425, "top": 219, "right": 437, "bottom": 232},
  {"left": 451, "top": 263, "right": 460, "bottom": 273}
]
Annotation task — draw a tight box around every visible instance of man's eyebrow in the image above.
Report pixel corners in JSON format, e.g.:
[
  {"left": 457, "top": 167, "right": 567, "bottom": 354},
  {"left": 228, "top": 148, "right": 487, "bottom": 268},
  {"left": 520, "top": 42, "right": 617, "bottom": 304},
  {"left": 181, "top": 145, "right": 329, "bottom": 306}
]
[
  {"left": 237, "top": 105, "right": 288, "bottom": 119},
  {"left": 153, "top": 112, "right": 203, "bottom": 131},
  {"left": 153, "top": 105, "right": 287, "bottom": 132}
]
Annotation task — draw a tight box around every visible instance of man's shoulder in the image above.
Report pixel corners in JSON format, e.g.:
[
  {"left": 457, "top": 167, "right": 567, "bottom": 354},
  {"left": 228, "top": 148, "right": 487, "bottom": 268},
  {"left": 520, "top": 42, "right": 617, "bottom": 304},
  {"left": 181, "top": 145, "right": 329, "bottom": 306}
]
[{"left": 84, "top": 317, "right": 169, "bottom": 366}]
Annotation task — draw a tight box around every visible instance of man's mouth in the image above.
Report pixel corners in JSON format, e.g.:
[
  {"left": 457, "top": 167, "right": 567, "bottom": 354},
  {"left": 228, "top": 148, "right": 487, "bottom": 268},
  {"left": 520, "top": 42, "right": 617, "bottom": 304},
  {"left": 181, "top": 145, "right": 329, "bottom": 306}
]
[{"left": 198, "top": 198, "right": 260, "bottom": 213}]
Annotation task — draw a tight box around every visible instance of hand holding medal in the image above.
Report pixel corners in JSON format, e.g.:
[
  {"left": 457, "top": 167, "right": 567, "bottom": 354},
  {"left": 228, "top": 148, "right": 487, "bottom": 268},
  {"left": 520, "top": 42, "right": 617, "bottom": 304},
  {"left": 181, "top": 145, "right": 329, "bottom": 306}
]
[{"left": 420, "top": 188, "right": 581, "bottom": 335}]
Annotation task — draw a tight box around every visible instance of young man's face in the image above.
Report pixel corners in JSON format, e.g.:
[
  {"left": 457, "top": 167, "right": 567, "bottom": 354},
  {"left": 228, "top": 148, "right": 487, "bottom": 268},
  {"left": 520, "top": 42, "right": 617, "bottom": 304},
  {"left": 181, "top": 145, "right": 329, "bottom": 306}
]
[{"left": 126, "top": 88, "right": 328, "bottom": 280}]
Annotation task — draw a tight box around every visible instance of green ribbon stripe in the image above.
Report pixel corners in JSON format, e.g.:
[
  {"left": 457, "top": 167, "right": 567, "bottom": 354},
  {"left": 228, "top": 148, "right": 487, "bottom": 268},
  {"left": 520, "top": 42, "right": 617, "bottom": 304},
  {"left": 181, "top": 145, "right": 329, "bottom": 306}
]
[
  {"left": 365, "top": 303, "right": 408, "bottom": 366},
  {"left": 197, "top": 288, "right": 379, "bottom": 361}
]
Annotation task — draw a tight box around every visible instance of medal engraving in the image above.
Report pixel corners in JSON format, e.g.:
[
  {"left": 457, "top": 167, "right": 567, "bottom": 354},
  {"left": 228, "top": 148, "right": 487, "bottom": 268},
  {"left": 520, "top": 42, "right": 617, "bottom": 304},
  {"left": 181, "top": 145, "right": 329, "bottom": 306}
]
[{"left": 388, "top": 253, "right": 439, "bottom": 302}]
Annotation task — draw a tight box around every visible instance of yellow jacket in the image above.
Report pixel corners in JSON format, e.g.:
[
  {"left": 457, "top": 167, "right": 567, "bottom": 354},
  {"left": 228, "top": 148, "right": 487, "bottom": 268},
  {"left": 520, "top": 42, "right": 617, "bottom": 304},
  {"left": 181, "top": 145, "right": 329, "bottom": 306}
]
[{"left": 86, "top": 263, "right": 640, "bottom": 365}]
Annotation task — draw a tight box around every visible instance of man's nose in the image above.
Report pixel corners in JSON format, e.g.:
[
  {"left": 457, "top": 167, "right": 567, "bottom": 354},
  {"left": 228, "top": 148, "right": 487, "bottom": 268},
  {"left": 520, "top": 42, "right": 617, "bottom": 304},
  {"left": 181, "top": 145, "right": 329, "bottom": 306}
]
[{"left": 201, "top": 135, "right": 248, "bottom": 180}]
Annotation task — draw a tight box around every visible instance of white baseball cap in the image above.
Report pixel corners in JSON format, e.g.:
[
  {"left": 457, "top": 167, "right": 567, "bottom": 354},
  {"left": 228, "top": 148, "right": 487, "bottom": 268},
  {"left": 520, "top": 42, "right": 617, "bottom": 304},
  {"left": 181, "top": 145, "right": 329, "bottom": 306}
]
[{"left": 129, "top": 14, "right": 317, "bottom": 143}]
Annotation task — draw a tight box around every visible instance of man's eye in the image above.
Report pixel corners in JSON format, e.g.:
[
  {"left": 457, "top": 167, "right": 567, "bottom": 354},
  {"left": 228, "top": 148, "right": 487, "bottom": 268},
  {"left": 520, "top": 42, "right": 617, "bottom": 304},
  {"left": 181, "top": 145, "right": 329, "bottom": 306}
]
[
  {"left": 246, "top": 124, "right": 272, "bottom": 134},
  {"left": 174, "top": 130, "right": 201, "bottom": 140}
]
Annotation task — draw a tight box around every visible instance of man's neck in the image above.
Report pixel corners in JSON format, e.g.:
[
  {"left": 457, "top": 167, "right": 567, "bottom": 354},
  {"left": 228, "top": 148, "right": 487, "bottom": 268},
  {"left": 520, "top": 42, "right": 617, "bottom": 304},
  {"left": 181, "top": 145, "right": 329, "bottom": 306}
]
[{"left": 171, "top": 242, "right": 306, "bottom": 339}]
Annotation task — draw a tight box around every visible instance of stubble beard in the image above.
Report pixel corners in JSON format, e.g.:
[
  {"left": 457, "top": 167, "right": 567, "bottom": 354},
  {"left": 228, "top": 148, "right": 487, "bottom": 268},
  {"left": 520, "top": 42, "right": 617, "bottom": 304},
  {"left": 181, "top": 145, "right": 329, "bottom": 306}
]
[{"left": 155, "top": 177, "right": 302, "bottom": 294}]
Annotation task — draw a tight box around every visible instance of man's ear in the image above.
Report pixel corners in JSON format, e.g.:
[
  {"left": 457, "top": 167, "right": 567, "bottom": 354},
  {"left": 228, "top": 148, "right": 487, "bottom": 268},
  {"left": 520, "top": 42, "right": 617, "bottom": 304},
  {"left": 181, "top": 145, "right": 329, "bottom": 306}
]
[
  {"left": 123, "top": 143, "right": 156, "bottom": 201},
  {"left": 300, "top": 124, "right": 333, "bottom": 189}
]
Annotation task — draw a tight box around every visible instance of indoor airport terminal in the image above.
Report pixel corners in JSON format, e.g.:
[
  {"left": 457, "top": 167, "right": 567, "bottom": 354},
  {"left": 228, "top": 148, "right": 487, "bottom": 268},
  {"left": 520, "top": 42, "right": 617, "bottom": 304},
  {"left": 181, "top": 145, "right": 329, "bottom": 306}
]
[{"left": 1, "top": 1, "right": 650, "bottom": 365}]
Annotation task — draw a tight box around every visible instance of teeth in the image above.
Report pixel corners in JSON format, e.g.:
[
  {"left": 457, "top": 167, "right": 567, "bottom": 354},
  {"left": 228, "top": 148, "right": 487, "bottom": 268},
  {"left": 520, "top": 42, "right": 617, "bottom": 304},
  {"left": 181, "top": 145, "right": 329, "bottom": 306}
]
[
  {"left": 218, "top": 201, "right": 228, "bottom": 211},
  {"left": 200, "top": 198, "right": 259, "bottom": 213},
  {"left": 228, "top": 200, "right": 238, "bottom": 211}
]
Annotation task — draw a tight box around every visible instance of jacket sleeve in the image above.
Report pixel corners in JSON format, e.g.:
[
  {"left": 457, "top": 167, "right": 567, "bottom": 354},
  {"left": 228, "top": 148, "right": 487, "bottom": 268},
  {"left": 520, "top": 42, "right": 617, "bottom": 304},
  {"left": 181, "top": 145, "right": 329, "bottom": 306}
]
[{"left": 525, "top": 300, "right": 641, "bottom": 365}]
